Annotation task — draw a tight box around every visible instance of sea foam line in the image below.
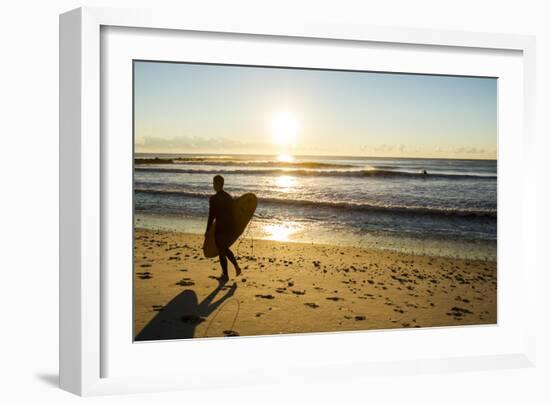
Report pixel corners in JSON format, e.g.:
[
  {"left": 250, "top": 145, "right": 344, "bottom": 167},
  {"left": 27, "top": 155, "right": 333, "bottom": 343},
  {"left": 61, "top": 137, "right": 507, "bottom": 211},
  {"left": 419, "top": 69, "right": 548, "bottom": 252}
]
[{"left": 134, "top": 188, "right": 497, "bottom": 218}]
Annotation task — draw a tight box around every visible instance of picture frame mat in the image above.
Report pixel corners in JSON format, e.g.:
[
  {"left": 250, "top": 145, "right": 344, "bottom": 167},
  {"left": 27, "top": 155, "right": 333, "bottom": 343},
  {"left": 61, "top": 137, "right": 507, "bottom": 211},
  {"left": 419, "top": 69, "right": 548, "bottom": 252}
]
[{"left": 59, "top": 7, "right": 537, "bottom": 396}]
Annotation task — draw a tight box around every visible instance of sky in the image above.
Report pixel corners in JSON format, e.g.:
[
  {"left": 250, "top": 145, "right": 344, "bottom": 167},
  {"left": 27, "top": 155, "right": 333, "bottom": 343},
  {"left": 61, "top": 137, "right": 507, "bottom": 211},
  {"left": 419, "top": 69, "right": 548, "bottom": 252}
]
[{"left": 134, "top": 61, "right": 497, "bottom": 159}]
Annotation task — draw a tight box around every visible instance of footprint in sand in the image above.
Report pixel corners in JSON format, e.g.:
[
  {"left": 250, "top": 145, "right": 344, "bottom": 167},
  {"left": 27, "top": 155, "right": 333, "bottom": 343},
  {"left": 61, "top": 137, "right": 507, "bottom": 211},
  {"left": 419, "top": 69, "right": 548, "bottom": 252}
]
[
  {"left": 136, "top": 272, "right": 152, "bottom": 280},
  {"left": 304, "top": 302, "right": 320, "bottom": 308},
  {"left": 446, "top": 306, "right": 473, "bottom": 319},
  {"left": 223, "top": 330, "right": 240, "bottom": 337},
  {"left": 176, "top": 278, "right": 195, "bottom": 286},
  {"left": 255, "top": 294, "right": 275, "bottom": 299},
  {"left": 180, "top": 315, "right": 205, "bottom": 325},
  {"left": 455, "top": 296, "right": 470, "bottom": 303}
]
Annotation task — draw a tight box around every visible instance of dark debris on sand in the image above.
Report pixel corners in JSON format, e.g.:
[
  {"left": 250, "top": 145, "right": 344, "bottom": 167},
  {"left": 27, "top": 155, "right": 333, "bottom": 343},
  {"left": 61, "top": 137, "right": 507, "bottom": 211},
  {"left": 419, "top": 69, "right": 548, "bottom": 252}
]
[
  {"left": 181, "top": 315, "right": 205, "bottom": 325},
  {"left": 176, "top": 278, "right": 195, "bottom": 286}
]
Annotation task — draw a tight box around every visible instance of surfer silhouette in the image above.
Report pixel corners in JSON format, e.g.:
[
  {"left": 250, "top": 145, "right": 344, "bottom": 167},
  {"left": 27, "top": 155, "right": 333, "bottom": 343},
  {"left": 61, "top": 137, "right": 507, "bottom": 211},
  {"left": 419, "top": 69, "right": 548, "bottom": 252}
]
[{"left": 205, "top": 175, "right": 242, "bottom": 282}]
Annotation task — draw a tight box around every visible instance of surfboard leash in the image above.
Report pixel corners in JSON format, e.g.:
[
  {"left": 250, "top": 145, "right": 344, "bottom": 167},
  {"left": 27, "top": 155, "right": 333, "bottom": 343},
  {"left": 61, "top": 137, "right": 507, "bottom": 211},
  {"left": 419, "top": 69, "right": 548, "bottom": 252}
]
[
  {"left": 201, "top": 216, "right": 256, "bottom": 338},
  {"left": 202, "top": 297, "right": 241, "bottom": 338}
]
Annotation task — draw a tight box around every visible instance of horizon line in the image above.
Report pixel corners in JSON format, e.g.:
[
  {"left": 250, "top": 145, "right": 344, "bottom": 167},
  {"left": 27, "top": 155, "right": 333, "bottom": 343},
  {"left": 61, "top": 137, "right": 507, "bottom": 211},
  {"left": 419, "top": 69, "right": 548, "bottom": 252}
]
[{"left": 133, "top": 151, "right": 497, "bottom": 162}]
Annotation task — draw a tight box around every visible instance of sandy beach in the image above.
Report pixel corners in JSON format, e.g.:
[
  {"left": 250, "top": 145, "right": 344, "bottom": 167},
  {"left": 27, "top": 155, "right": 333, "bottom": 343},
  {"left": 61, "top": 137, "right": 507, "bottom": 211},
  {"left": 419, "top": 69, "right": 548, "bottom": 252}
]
[{"left": 134, "top": 228, "right": 496, "bottom": 340}]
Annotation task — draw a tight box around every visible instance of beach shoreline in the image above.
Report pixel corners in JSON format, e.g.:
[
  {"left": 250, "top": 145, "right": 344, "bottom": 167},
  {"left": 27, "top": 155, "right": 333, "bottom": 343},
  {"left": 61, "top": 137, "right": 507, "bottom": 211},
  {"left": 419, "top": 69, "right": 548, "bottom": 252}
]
[
  {"left": 134, "top": 227, "right": 497, "bottom": 340},
  {"left": 135, "top": 214, "right": 497, "bottom": 261}
]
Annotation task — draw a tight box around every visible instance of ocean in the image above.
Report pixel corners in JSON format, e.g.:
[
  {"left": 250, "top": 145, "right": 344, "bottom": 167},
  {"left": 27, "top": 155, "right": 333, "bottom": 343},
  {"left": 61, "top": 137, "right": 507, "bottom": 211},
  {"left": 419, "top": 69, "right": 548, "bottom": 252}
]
[{"left": 134, "top": 154, "right": 497, "bottom": 260}]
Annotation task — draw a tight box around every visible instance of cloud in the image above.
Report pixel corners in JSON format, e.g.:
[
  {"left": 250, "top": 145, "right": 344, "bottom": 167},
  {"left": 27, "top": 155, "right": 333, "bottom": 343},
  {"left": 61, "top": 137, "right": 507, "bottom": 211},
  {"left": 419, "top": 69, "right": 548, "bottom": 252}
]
[
  {"left": 375, "top": 144, "right": 394, "bottom": 152},
  {"left": 374, "top": 144, "right": 407, "bottom": 153},
  {"left": 359, "top": 143, "right": 407, "bottom": 154},
  {"left": 137, "top": 135, "right": 255, "bottom": 152},
  {"left": 454, "top": 146, "right": 486, "bottom": 154}
]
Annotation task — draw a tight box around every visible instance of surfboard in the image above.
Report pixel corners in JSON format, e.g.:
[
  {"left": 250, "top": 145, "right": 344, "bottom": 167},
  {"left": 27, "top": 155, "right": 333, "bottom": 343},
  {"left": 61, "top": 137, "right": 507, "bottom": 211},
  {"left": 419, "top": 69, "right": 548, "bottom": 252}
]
[{"left": 202, "top": 193, "right": 258, "bottom": 258}]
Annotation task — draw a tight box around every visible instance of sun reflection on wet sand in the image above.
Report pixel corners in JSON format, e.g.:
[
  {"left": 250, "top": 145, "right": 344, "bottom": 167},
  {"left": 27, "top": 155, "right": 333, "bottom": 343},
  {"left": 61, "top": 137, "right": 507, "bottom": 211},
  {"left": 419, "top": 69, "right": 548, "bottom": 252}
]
[{"left": 262, "top": 223, "right": 297, "bottom": 242}]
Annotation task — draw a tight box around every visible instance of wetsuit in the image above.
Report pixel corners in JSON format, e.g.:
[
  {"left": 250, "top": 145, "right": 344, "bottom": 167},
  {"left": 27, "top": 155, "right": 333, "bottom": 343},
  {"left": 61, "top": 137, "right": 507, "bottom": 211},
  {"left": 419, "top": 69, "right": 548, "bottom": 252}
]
[{"left": 206, "top": 190, "right": 238, "bottom": 277}]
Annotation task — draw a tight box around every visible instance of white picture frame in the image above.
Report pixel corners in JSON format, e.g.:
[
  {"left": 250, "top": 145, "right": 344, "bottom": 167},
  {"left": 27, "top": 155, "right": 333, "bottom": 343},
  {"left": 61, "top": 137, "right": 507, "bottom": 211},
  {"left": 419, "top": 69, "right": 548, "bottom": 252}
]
[{"left": 59, "top": 6, "right": 537, "bottom": 396}]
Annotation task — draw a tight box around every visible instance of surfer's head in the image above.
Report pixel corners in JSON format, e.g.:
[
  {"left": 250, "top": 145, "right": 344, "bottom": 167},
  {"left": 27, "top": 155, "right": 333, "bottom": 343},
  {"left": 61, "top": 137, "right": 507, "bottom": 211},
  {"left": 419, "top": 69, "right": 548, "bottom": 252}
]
[{"left": 213, "top": 175, "right": 224, "bottom": 192}]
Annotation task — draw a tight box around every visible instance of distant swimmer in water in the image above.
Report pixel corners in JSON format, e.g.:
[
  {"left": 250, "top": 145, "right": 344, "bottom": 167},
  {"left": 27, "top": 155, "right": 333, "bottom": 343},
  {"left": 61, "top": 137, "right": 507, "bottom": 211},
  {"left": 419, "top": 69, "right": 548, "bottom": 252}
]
[{"left": 422, "top": 169, "right": 428, "bottom": 175}]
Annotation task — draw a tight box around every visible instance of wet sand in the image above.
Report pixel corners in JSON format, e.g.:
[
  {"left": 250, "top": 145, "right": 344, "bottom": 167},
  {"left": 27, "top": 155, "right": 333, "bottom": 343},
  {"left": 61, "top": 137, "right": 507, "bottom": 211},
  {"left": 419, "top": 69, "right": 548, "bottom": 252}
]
[{"left": 133, "top": 228, "right": 496, "bottom": 340}]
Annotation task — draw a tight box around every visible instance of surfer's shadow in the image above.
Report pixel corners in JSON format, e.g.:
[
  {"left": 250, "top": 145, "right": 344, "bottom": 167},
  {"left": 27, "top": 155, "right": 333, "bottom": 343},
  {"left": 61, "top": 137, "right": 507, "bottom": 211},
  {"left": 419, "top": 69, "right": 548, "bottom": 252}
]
[{"left": 135, "top": 282, "right": 237, "bottom": 341}]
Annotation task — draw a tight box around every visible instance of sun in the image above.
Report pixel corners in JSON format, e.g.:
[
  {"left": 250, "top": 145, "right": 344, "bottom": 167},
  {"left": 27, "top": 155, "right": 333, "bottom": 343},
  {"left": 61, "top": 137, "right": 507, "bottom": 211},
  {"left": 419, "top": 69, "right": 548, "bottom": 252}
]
[{"left": 270, "top": 111, "right": 299, "bottom": 147}]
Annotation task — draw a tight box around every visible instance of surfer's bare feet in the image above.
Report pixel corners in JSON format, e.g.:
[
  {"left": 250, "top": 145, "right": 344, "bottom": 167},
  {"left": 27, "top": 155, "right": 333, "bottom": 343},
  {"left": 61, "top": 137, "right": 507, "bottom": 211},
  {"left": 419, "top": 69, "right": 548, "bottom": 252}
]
[{"left": 235, "top": 266, "right": 242, "bottom": 277}]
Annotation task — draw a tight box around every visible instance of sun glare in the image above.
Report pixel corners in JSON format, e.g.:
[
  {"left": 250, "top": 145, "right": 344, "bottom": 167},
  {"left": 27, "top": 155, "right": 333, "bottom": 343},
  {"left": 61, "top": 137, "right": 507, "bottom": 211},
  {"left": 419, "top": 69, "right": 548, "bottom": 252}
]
[
  {"left": 263, "top": 224, "right": 297, "bottom": 242},
  {"left": 276, "top": 154, "right": 294, "bottom": 163},
  {"left": 275, "top": 175, "right": 295, "bottom": 192},
  {"left": 270, "top": 111, "right": 299, "bottom": 147}
]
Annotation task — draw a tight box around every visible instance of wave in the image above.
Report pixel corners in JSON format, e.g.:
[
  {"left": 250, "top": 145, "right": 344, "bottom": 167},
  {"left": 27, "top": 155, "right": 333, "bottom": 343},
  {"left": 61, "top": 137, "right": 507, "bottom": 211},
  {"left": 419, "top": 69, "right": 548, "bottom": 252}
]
[
  {"left": 135, "top": 158, "right": 353, "bottom": 169},
  {"left": 134, "top": 188, "right": 497, "bottom": 218},
  {"left": 135, "top": 166, "right": 496, "bottom": 180}
]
